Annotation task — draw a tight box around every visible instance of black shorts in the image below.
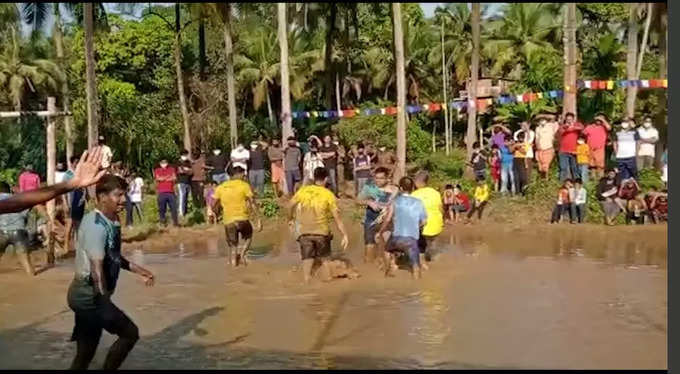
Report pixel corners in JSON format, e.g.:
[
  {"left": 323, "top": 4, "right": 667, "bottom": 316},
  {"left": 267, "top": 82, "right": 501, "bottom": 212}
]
[
  {"left": 224, "top": 220, "right": 253, "bottom": 247},
  {"left": 69, "top": 292, "right": 138, "bottom": 343},
  {"left": 0, "top": 229, "right": 30, "bottom": 254},
  {"left": 417, "top": 235, "right": 437, "bottom": 254},
  {"left": 298, "top": 234, "right": 332, "bottom": 260},
  {"left": 364, "top": 222, "right": 377, "bottom": 245}
]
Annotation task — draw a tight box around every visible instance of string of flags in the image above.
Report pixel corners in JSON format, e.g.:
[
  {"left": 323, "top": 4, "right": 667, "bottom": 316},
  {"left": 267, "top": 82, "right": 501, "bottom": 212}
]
[{"left": 291, "top": 78, "right": 667, "bottom": 120}]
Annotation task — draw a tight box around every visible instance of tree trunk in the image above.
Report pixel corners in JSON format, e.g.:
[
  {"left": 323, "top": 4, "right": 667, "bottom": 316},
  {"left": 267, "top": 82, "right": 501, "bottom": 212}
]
[
  {"left": 655, "top": 2, "right": 667, "bottom": 169},
  {"left": 625, "top": 4, "right": 640, "bottom": 119},
  {"left": 222, "top": 4, "right": 238, "bottom": 148},
  {"left": 335, "top": 73, "right": 342, "bottom": 112},
  {"left": 175, "top": 4, "right": 192, "bottom": 152},
  {"left": 46, "top": 97, "right": 56, "bottom": 265},
  {"left": 278, "top": 3, "right": 293, "bottom": 141},
  {"left": 466, "top": 3, "right": 480, "bottom": 164},
  {"left": 636, "top": 3, "right": 652, "bottom": 79},
  {"left": 562, "top": 3, "right": 578, "bottom": 118},
  {"left": 84, "top": 3, "right": 99, "bottom": 149},
  {"left": 392, "top": 3, "right": 406, "bottom": 181},
  {"left": 266, "top": 87, "right": 274, "bottom": 125},
  {"left": 54, "top": 10, "right": 73, "bottom": 168},
  {"left": 324, "top": 3, "right": 337, "bottom": 109},
  {"left": 198, "top": 11, "right": 207, "bottom": 81},
  {"left": 441, "top": 21, "right": 450, "bottom": 155}
]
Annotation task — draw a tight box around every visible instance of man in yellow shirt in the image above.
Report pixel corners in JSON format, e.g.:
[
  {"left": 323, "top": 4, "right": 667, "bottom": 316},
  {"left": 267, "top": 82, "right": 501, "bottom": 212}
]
[
  {"left": 288, "top": 167, "right": 349, "bottom": 284},
  {"left": 467, "top": 179, "right": 490, "bottom": 222},
  {"left": 411, "top": 171, "right": 443, "bottom": 269},
  {"left": 212, "top": 166, "right": 262, "bottom": 267}
]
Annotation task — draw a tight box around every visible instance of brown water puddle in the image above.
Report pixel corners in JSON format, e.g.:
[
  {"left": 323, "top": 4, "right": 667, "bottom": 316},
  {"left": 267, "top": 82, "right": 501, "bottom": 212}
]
[{"left": 0, "top": 221, "right": 667, "bottom": 369}]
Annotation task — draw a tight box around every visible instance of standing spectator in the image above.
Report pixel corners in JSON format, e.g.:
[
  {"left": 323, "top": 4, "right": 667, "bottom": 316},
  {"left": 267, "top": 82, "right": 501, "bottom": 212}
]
[
  {"left": 18, "top": 165, "right": 40, "bottom": 192},
  {"left": 248, "top": 141, "right": 267, "bottom": 196},
  {"left": 283, "top": 136, "right": 303, "bottom": 196},
  {"left": 98, "top": 135, "right": 114, "bottom": 169},
  {"left": 377, "top": 145, "right": 397, "bottom": 175},
  {"left": 575, "top": 136, "right": 590, "bottom": 184},
  {"left": 489, "top": 145, "right": 501, "bottom": 192},
  {"left": 467, "top": 179, "right": 490, "bottom": 222},
  {"left": 353, "top": 143, "right": 372, "bottom": 197},
  {"left": 206, "top": 148, "right": 229, "bottom": 184},
  {"left": 570, "top": 178, "right": 587, "bottom": 223},
  {"left": 513, "top": 121, "right": 535, "bottom": 180},
  {"left": 534, "top": 115, "right": 560, "bottom": 179},
  {"left": 190, "top": 150, "right": 206, "bottom": 208},
  {"left": 613, "top": 119, "right": 640, "bottom": 180},
  {"left": 489, "top": 124, "right": 512, "bottom": 148},
  {"left": 268, "top": 138, "right": 285, "bottom": 197},
  {"left": 636, "top": 116, "right": 659, "bottom": 171},
  {"left": 176, "top": 150, "right": 193, "bottom": 218},
  {"left": 512, "top": 132, "right": 529, "bottom": 195},
  {"left": 319, "top": 135, "right": 339, "bottom": 195},
  {"left": 582, "top": 114, "right": 612, "bottom": 180},
  {"left": 499, "top": 139, "right": 515, "bottom": 195},
  {"left": 303, "top": 143, "right": 325, "bottom": 184},
  {"left": 127, "top": 173, "right": 144, "bottom": 226},
  {"left": 230, "top": 143, "right": 250, "bottom": 173},
  {"left": 333, "top": 135, "right": 347, "bottom": 197},
  {"left": 468, "top": 142, "right": 487, "bottom": 182},
  {"left": 557, "top": 113, "right": 585, "bottom": 182},
  {"left": 0, "top": 182, "right": 36, "bottom": 276},
  {"left": 153, "top": 159, "right": 178, "bottom": 227},
  {"left": 55, "top": 162, "right": 67, "bottom": 184}
]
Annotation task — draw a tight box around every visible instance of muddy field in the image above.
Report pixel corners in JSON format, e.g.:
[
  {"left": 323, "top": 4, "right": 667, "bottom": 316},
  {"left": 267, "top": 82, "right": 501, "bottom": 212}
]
[{"left": 0, "top": 220, "right": 667, "bottom": 369}]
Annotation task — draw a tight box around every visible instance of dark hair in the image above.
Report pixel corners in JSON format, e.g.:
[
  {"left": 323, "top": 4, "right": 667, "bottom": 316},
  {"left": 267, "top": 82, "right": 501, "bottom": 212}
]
[
  {"left": 96, "top": 175, "right": 128, "bottom": 197},
  {"left": 473, "top": 141, "right": 480, "bottom": 149},
  {"left": 399, "top": 177, "right": 415, "bottom": 193},
  {"left": 517, "top": 132, "right": 525, "bottom": 141},
  {"left": 454, "top": 184, "right": 462, "bottom": 190},
  {"left": 577, "top": 135, "right": 586, "bottom": 140},
  {"left": 181, "top": 149, "right": 189, "bottom": 156},
  {"left": 69, "top": 156, "right": 80, "bottom": 165},
  {"left": 574, "top": 178, "right": 583, "bottom": 184},
  {"left": 563, "top": 179, "right": 572, "bottom": 186},
  {"left": 0, "top": 182, "right": 10, "bottom": 193},
  {"left": 313, "top": 167, "right": 328, "bottom": 182},
  {"left": 357, "top": 143, "right": 365, "bottom": 149},
  {"left": 374, "top": 167, "right": 390, "bottom": 177},
  {"left": 287, "top": 136, "right": 296, "bottom": 141},
  {"left": 491, "top": 144, "right": 499, "bottom": 150},
  {"left": 231, "top": 166, "right": 245, "bottom": 176},
  {"left": 565, "top": 112, "right": 575, "bottom": 119},
  {"left": 415, "top": 170, "right": 429, "bottom": 184},
  {"left": 445, "top": 184, "right": 453, "bottom": 189}
]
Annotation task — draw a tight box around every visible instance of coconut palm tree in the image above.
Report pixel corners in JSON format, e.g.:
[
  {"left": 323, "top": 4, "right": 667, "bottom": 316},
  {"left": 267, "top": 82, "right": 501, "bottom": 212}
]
[
  {"left": 562, "top": 3, "right": 578, "bottom": 117},
  {"left": 0, "top": 27, "right": 64, "bottom": 111},
  {"left": 277, "top": 3, "right": 292, "bottom": 141},
  {"left": 466, "top": 3, "right": 480, "bottom": 162},
  {"left": 392, "top": 3, "right": 406, "bottom": 180},
  {"left": 210, "top": 3, "right": 238, "bottom": 148}
]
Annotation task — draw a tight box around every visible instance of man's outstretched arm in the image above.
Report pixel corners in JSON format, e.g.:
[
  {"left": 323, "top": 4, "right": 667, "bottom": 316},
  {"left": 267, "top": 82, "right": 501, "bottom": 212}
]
[{"left": 0, "top": 148, "right": 106, "bottom": 214}]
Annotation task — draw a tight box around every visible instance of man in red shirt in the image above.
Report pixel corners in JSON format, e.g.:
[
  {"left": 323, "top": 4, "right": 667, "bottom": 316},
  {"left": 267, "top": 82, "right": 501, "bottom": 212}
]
[
  {"left": 582, "top": 114, "right": 612, "bottom": 180},
  {"left": 154, "top": 159, "right": 178, "bottom": 226},
  {"left": 557, "top": 113, "right": 584, "bottom": 182},
  {"left": 18, "top": 165, "right": 41, "bottom": 192}
]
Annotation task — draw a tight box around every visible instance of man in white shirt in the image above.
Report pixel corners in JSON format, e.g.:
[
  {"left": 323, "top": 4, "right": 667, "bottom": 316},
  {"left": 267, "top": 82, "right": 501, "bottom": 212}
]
[
  {"left": 534, "top": 114, "right": 560, "bottom": 179},
  {"left": 514, "top": 121, "right": 536, "bottom": 180},
  {"left": 613, "top": 119, "right": 640, "bottom": 180},
  {"left": 230, "top": 143, "right": 250, "bottom": 173},
  {"left": 636, "top": 116, "right": 659, "bottom": 170},
  {"left": 98, "top": 136, "right": 113, "bottom": 169}
]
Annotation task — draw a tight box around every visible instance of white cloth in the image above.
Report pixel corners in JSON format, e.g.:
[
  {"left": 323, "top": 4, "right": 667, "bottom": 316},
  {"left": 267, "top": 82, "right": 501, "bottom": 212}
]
[
  {"left": 570, "top": 187, "right": 587, "bottom": 205},
  {"left": 129, "top": 177, "right": 144, "bottom": 203},
  {"left": 534, "top": 122, "right": 559, "bottom": 150},
  {"left": 101, "top": 145, "right": 113, "bottom": 169},
  {"left": 230, "top": 148, "right": 250, "bottom": 171},
  {"left": 303, "top": 153, "right": 325, "bottom": 181},
  {"left": 662, "top": 165, "right": 668, "bottom": 183},
  {"left": 55, "top": 171, "right": 66, "bottom": 184},
  {"left": 615, "top": 130, "right": 638, "bottom": 159},
  {"left": 636, "top": 127, "right": 659, "bottom": 157},
  {"left": 514, "top": 129, "right": 536, "bottom": 158}
]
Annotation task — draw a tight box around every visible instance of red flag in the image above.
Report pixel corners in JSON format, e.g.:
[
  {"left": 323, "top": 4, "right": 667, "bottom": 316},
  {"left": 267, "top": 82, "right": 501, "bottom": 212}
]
[
  {"left": 522, "top": 93, "right": 530, "bottom": 102},
  {"left": 343, "top": 109, "right": 356, "bottom": 118},
  {"left": 385, "top": 106, "right": 398, "bottom": 115},
  {"left": 429, "top": 103, "right": 441, "bottom": 112},
  {"left": 649, "top": 79, "right": 660, "bottom": 88}
]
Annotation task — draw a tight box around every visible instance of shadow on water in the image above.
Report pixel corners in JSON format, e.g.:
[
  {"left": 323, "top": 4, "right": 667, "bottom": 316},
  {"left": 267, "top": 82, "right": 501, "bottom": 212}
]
[{"left": 0, "top": 306, "right": 510, "bottom": 370}]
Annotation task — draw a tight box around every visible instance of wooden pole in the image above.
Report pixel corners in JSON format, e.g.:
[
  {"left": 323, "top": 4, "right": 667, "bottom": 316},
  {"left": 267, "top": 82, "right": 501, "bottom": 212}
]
[
  {"left": 278, "top": 2, "right": 293, "bottom": 142},
  {"left": 441, "top": 21, "right": 450, "bottom": 155},
  {"left": 46, "top": 97, "right": 57, "bottom": 265},
  {"left": 465, "top": 3, "right": 480, "bottom": 174},
  {"left": 393, "top": 3, "right": 407, "bottom": 181}
]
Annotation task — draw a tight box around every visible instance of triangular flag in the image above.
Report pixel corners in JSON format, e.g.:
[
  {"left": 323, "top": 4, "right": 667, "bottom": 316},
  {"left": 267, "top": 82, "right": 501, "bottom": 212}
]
[
  {"left": 549, "top": 91, "right": 557, "bottom": 98},
  {"left": 584, "top": 80, "right": 592, "bottom": 89},
  {"left": 537, "top": 92, "right": 544, "bottom": 99},
  {"left": 430, "top": 103, "right": 441, "bottom": 112},
  {"left": 663, "top": 79, "right": 668, "bottom": 88},
  {"left": 607, "top": 80, "right": 614, "bottom": 90},
  {"left": 422, "top": 104, "right": 430, "bottom": 111},
  {"left": 380, "top": 108, "right": 386, "bottom": 115},
  {"left": 305, "top": 112, "right": 311, "bottom": 118},
  {"left": 556, "top": 91, "right": 564, "bottom": 98},
  {"left": 522, "top": 93, "right": 531, "bottom": 102},
  {"left": 619, "top": 80, "right": 628, "bottom": 88},
  {"left": 337, "top": 110, "right": 344, "bottom": 117},
  {"left": 516, "top": 94, "right": 524, "bottom": 103},
  {"left": 641, "top": 80, "right": 650, "bottom": 88}
]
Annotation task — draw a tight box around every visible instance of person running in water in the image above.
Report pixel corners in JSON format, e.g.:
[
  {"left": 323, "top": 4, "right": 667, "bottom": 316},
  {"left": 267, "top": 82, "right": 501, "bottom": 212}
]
[
  {"left": 379, "top": 177, "right": 427, "bottom": 280},
  {"left": 412, "top": 171, "right": 444, "bottom": 269},
  {"left": 356, "top": 167, "right": 397, "bottom": 264},
  {"left": 67, "top": 175, "right": 154, "bottom": 370},
  {"left": 212, "top": 166, "right": 262, "bottom": 267},
  {"left": 288, "top": 167, "right": 349, "bottom": 284}
]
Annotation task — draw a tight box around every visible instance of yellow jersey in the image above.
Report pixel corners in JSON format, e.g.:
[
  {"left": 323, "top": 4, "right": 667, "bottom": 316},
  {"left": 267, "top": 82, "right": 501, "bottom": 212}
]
[
  {"left": 576, "top": 143, "right": 590, "bottom": 165},
  {"left": 292, "top": 185, "right": 338, "bottom": 237},
  {"left": 474, "top": 184, "right": 490, "bottom": 202},
  {"left": 213, "top": 179, "right": 254, "bottom": 224},
  {"left": 412, "top": 187, "right": 444, "bottom": 236}
]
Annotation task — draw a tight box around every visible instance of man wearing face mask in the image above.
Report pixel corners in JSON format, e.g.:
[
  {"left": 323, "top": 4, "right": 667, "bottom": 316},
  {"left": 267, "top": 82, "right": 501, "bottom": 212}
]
[
  {"left": 333, "top": 135, "right": 347, "bottom": 197},
  {"left": 284, "top": 136, "right": 303, "bottom": 196},
  {"left": 557, "top": 113, "right": 585, "bottom": 182},
  {"left": 582, "top": 114, "right": 612, "bottom": 180},
  {"left": 176, "top": 150, "right": 193, "bottom": 218},
  {"left": 613, "top": 118, "right": 640, "bottom": 180},
  {"left": 319, "top": 135, "right": 339, "bottom": 195},
  {"left": 534, "top": 114, "right": 560, "bottom": 179},
  {"left": 248, "top": 141, "right": 267, "bottom": 196},
  {"left": 230, "top": 143, "right": 250, "bottom": 175},
  {"left": 206, "top": 148, "right": 229, "bottom": 184},
  {"left": 636, "top": 116, "right": 659, "bottom": 171},
  {"left": 153, "top": 159, "right": 178, "bottom": 227}
]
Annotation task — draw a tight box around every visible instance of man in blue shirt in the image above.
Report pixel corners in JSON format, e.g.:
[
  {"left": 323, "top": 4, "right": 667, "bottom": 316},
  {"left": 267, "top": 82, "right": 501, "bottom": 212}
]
[
  {"left": 67, "top": 175, "right": 155, "bottom": 370},
  {"left": 378, "top": 176, "right": 427, "bottom": 279},
  {"left": 0, "top": 182, "right": 35, "bottom": 276}
]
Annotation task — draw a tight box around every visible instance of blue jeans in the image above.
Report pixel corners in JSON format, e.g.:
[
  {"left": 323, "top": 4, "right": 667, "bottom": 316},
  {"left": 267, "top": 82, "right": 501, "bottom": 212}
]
[
  {"left": 558, "top": 152, "right": 578, "bottom": 182},
  {"left": 212, "top": 173, "right": 228, "bottom": 184},
  {"left": 326, "top": 167, "right": 337, "bottom": 195},
  {"left": 249, "top": 169, "right": 265, "bottom": 196},
  {"left": 285, "top": 169, "right": 302, "bottom": 196},
  {"left": 617, "top": 157, "right": 637, "bottom": 180},
  {"left": 500, "top": 163, "right": 515, "bottom": 194},
  {"left": 355, "top": 177, "right": 370, "bottom": 197},
  {"left": 579, "top": 164, "right": 589, "bottom": 184},
  {"left": 157, "top": 192, "right": 178, "bottom": 226},
  {"left": 177, "top": 183, "right": 190, "bottom": 217},
  {"left": 386, "top": 236, "right": 420, "bottom": 267}
]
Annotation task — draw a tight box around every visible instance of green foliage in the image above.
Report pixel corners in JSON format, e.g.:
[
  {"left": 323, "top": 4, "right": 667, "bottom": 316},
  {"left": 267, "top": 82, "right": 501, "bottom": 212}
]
[
  {"left": 0, "top": 167, "right": 18, "bottom": 186},
  {"left": 638, "top": 168, "right": 664, "bottom": 191}
]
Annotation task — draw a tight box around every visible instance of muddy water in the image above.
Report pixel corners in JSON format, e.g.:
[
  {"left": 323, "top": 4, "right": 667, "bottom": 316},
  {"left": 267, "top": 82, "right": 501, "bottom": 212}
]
[{"left": 0, "top": 222, "right": 667, "bottom": 369}]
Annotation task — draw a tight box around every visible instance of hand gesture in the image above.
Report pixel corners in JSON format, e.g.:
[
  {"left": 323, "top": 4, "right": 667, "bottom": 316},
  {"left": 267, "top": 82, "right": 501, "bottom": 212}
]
[
  {"left": 141, "top": 270, "right": 155, "bottom": 287},
  {"left": 340, "top": 234, "right": 349, "bottom": 251},
  {"left": 67, "top": 147, "right": 107, "bottom": 189},
  {"left": 256, "top": 219, "right": 263, "bottom": 232}
]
